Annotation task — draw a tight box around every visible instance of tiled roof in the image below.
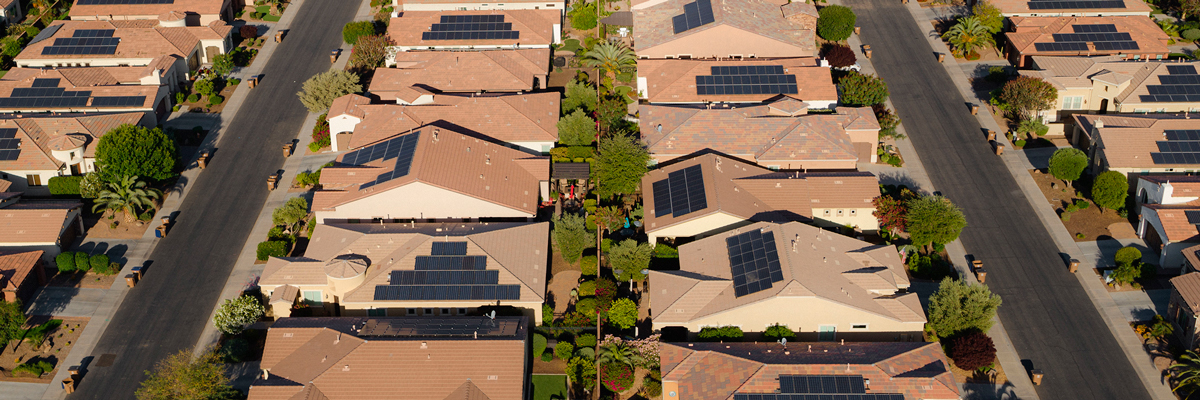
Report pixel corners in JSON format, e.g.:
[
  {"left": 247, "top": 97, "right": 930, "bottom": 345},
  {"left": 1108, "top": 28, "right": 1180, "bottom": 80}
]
[
  {"left": 16, "top": 20, "right": 231, "bottom": 62},
  {"left": 651, "top": 221, "right": 918, "bottom": 325},
  {"left": 1006, "top": 16, "right": 1169, "bottom": 57},
  {"left": 0, "top": 179, "right": 11, "bottom": 192},
  {"left": 312, "top": 125, "right": 546, "bottom": 215},
  {"left": 70, "top": 0, "right": 230, "bottom": 17},
  {"left": 641, "top": 154, "right": 878, "bottom": 233},
  {"left": 989, "top": 0, "right": 1150, "bottom": 14},
  {"left": 0, "top": 201, "right": 80, "bottom": 244},
  {"left": 661, "top": 342, "right": 959, "bottom": 400},
  {"left": 328, "top": 94, "right": 370, "bottom": 120},
  {"left": 1172, "top": 271, "right": 1200, "bottom": 312},
  {"left": 1030, "top": 58, "right": 1200, "bottom": 105},
  {"left": 1090, "top": 117, "right": 1200, "bottom": 169},
  {"left": 637, "top": 58, "right": 836, "bottom": 104},
  {"left": 0, "top": 250, "right": 41, "bottom": 291},
  {"left": 633, "top": 0, "right": 815, "bottom": 58},
  {"left": 0, "top": 113, "right": 145, "bottom": 172},
  {"left": 1145, "top": 204, "right": 1200, "bottom": 242},
  {"left": 337, "top": 92, "right": 559, "bottom": 149},
  {"left": 387, "top": 10, "right": 560, "bottom": 47},
  {"left": 373, "top": 50, "right": 549, "bottom": 100},
  {"left": 0, "top": 67, "right": 161, "bottom": 111},
  {"left": 639, "top": 102, "right": 878, "bottom": 163}
]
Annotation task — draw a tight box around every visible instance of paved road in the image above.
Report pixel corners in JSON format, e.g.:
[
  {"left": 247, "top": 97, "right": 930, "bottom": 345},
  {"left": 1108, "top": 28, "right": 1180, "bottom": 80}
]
[
  {"left": 70, "top": 1, "right": 359, "bottom": 398},
  {"left": 844, "top": 0, "right": 1152, "bottom": 398}
]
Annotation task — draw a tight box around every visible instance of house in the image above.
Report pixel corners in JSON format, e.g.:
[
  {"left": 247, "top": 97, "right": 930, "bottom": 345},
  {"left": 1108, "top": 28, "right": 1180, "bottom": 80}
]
[
  {"left": 0, "top": 250, "right": 46, "bottom": 303},
  {"left": 1004, "top": 16, "right": 1170, "bottom": 67},
  {"left": 0, "top": 67, "right": 176, "bottom": 123},
  {"left": 1170, "top": 272, "right": 1200, "bottom": 348},
  {"left": 70, "top": 0, "right": 237, "bottom": 25},
  {"left": 636, "top": 58, "right": 837, "bottom": 108},
  {"left": 988, "top": 0, "right": 1150, "bottom": 17},
  {"left": 650, "top": 221, "right": 925, "bottom": 339},
  {"left": 327, "top": 91, "right": 558, "bottom": 154},
  {"left": 0, "top": 0, "right": 22, "bottom": 25},
  {"left": 258, "top": 222, "right": 548, "bottom": 321},
  {"left": 312, "top": 125, "right": 549, "bottom": 223},
  {"left": 386, "top": 10, "right": 561, "bottom": 52},
  {"left": 642, "top": 153, "right": 879, "bottom": 244},
  {"left": 1074, "top": 113, "right": 1200, "bottom": 179},
  {"left": 1134, "top": 175, "right": 1200, "bottom": 209},
  {"left": 14, "top": 19, "right": 232, "bottom": 72},
  {"left": 1025, "top": 57, "right": 1200, "bottom": 122},
  {"left": 631, "top": 0, "right": 816, "bottom": 59},
  {"left": 0, "top": 113, "right": 147, "bottom": 194},
  {"left": 639, "top": 100, "right": 880, "bottom": 168},
  {"left": 660, "top": 341, "right": 960, "bottom": 400},
  {"left": 249, "top": 316, "right": 527, "bottom": 400},
  {"left": 389, "top": 0, "right": 564, "bottom": 13},
  {"left": 378, "top": 49, "right": 549, "bottom": 94},
  {"left": 1137, "top": 204, "right": 1200, "bottom": 269},
  {"left": 0, "top": 196, "right": 83, "bottom": 264}
]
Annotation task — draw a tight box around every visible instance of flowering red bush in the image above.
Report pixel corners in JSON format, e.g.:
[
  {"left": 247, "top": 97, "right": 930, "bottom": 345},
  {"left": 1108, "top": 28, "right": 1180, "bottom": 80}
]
[
  {"left": 822, "top": 44, "right": 856, "bottom": 68},
  {"left": 600, "top": 362, "right": 635, "bottom": 392},
  {"left": 311, "top": 114, "right": 331, "bottom": 149},
  {"left": 947, "top": 331, "right": 996, "bottom": 370}
]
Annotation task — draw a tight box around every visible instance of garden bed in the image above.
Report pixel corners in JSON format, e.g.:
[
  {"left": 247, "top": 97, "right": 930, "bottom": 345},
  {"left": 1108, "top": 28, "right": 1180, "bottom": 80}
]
[
  {"left": 46, "top": 268, "right": 120, "bottom": 289},
  {"left": 1026, "top": 169, "right": 1130, "bottom": 241},
  {"left": 80, "top": 212, "right": 153, "bottom": 240},
  {"left": 0, "top": 317, "right": 88, "bottom": 382},
  {"left": 946, "top": 355, "right": 1009, "bottom": 384}
]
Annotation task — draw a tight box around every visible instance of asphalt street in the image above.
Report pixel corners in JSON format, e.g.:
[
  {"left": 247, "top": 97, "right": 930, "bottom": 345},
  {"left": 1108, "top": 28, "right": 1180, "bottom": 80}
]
[
  {"left": 843, "top": 0, "right": 1152, "bottom": 398},
  {"left": 70, "top": 1, "right": 360, "bottom": 398}
]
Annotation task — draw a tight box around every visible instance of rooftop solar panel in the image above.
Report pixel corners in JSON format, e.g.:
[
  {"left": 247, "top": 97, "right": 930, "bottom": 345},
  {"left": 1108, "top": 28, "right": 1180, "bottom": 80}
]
[
  {"left": 0, "top": 150, "right": 18, "bottom": 161},
  {"left": 778, "top": 376, "right": 867, "bottom": 394},
  {"left": 1034, "top": 42, "right": 1090, "bottom": 52},
  {"left": 1051, "top": 32, "right": 1132, "bottom": 42},
  {"left": 1167, "top": 130, "right": 1200, "bottom": 141},
  {"left": 1092, "top": 41, "right": 1139, "bottom": 51},
  {"left": 27, "top": 24, "right": 61, "bottom": 46},
  {"left": 357, "top": 317, "right": 522, "bottom": 337},
  {"left": 414, "top": 255, "right": 488, "bottom": 270},
  {"left": 727, "top": 229, "right": 783, "bottom": 297},
  {"left": 1072, "top": 24, "right": 1117, "bottom": 32},
  {"left": 651, "top": 164, "right": 707, "bottom": 218},
  {"left": 30, "top": 79, "right": 59, "bottom": 88},
  {"left": 0, "top": 138, "right": 19, "bottom": 150},
  {"left": 1157, "top": 141, "right": 1200, "bottom": 152},
  {"left": 1168, "top": 65, "right": 1198, "bottom": 75},
  {"left": 732, "top": 394, "right": 906, "bottom": 400},
  {"left": 1187, "top": 210, "right": 1200, "bottom": 224},
  {"left": 424, "top": 15, "right": 518, "bottom": 40},
  {"left": 1161, "top": 75, "right": 1200, "bottom": 85},
  {"left": 373, "top": 284, "right": 522, "bottom": 301},
  {"left": 671, "top": 0, "right": 716, "bottom": 34},
  {"left": 0, "top": 129, "right": 17, "bottom": 139},
  {"left": 431, "top": 242, "right": 469, "bottom": 256},
  {"left": 390, "top": 270, "right": 500, "bottom": 285},
  {"left": 440, "top": 14, "right": 504, "bottom": 23},
  {"left": 1027, "top": 0, "right": 1125, "bottom": 9}
]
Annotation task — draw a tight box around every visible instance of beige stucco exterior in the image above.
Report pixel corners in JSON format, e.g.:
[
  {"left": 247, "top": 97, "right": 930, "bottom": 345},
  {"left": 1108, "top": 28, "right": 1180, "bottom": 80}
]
[
  {"left": 394, "top": 0, "right": 565, "bottom": 13},
  {"left": 1137, "top": 208, "right": 1192, "bottom": 269},
  {"left": 316, "top": 181, "right": 536, "bottom": 223},
  {"left": 647, "top": 211, "right": 748, "bottom": 244},
  {"left": 69, "top": 13, "right": 226, "bottom": 26},
  {"left": 1041, "top": 78, "right": 1200, "bottom": 123},
  {"left": 637, "top": 24, "right": 814, "bottom": 59},
  {"left": 647, "top": 209, "right": 878, "bottom": 244},
  {"left": 658, "top": 296, "right": 924, "bottom": 341}
]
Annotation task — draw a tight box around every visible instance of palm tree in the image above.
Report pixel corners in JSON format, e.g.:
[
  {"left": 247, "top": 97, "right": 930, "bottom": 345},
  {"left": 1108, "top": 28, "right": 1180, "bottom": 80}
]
[
  {"left": 92, "top": 176, "right": 163, "bottom": 222},
  {"left": 597, "top": 342, "right": 643, "bottom": 368},
  {"left": 1173, "top": 351, "right": 1200, "bottom": 399},
  {"left": 581, "top": 42, "right": 637, "bottom": 80},
  {"left": 941, "top": 17, "right": 995, "bottom": 58}
]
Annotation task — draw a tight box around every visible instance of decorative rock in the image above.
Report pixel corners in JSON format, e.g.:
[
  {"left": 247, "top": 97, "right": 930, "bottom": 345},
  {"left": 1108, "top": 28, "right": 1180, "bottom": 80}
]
[{"left": 1051, "top": 182, "right": 1057, "bottom": 189}]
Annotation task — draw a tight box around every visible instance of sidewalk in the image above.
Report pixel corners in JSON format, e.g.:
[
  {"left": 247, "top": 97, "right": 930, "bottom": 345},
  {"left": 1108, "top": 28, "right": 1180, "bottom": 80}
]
[{"left": 897, "top": 3, "right": 1176, "bottom": 399}]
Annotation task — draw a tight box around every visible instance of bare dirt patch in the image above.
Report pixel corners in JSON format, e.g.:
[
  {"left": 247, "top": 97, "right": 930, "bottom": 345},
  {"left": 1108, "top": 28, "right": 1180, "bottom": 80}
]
[
  {"left": 1027, "top": 169, "right": 1129, "bottom": 241},
  {"left": 0, "top": 317, "right": 89, "bottom": 382},
  {"left": 46, "top": 268, "right": 120, "bottom": 289},
  {"left": 947, "top": 355, "right": 1009, "bottom": 385}
]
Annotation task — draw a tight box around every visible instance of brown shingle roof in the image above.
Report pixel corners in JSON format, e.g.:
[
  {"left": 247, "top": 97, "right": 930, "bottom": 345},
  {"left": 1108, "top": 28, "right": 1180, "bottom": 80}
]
[
  {"left": 373, "top": 50, "right": 549, "bottom": 100},
  {"left": 388, "top": 10, "right": 559, "bottom": 47},
  {"left": 16, "top": 20, "right": 230, "bottom": 62},
  {"left": 339, "top": 92, "right": 559, "bottom": 149},
  {"left": 0, "top": 201, "right": 80, "bottom": 244},
  {"left": 637, "top": 58, "right": 836, "bottom": 104},
  {"left": 1006, "top": 16, "right": 1169, "bottom": 58},
  {"left": 70, "top": 0, "right": 231, "bottom": 18},
  {"left": 0, "top": 113, "right": 146, "bottom": 172},
  {"left": 1174, "top": 272, "right": 1200, "bottom": 312},
  {"left": 633, "top": 0, "right": 815, "bottom": 58}
]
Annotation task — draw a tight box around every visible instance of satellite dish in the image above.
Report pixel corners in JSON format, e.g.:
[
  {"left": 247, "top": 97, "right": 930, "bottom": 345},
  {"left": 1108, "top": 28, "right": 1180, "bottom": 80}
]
[
  {"left": 487, "top": 310, "right": 496, "bottom": 320},
  {"left": 780, "top": 338, "right": 787, "bottom": 345}
]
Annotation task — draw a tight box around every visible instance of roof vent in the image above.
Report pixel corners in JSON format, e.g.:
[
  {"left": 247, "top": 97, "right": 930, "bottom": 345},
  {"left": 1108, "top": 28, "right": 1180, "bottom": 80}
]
[
  {"left": 421, "top": 341, "right": 428, "bottom": 349},
  {"left": 485, "top": 155, "right": 491, "bottom": 165},
  {"left": 342, "top": 365, "right": 350, "bottom": 372}
]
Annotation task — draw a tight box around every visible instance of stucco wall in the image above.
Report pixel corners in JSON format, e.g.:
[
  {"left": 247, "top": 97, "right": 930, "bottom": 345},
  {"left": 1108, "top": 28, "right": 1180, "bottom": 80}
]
[
  {"left": 316, "top": 181, "right": 535, "bottom": 222},
  {"left": 653, "top": 296, "right": 924, "bottom": 339},
  {"left": 0, "top": 169, "right": 59, "bottom": 193},
  {"left": 810, "top": 208, "right": 879, "bottom": 232},
  {"left": 646, "top": 212, "right": 749, "bottom": 244},
  {"left": 638, "top": 25, "right": 814, "bottom": 59}
]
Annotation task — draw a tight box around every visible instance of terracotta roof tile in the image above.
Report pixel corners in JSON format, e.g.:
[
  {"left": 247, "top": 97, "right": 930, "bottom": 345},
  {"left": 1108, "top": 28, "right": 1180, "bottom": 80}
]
[
  {"left": 0, "top": 113, "right": 145, "bottom": 172},
  {"left": 1006, "top": 16, "right": 1169, "bottom": 59},
  {"left": 1145, "top": 204, "right": 1200, "bottom": 242},
  {"left": 388, "top": 10, "right": 559, "bottom": 47},
  {"left": 0, "top": 201, "right": 80, "bottom": 243},
  {"left": 16, "top": 20, "right": 230, "bottom": 62},
  {"left": 1173, "top": 271, "right": 1200, "bottom": 311},
  {"left": 989, "top": 0, "right": 1149, "bottom": 15},
  {"left": 342, "top": 92, "right": 559, "bottom": 149},
  {"left": 70, "top": 0, "right": 230, "bottom": 18},
  {"left": 374, "top": 50, "right": 548, "bottom": 100},
  {"left": 637, "top": 58, "right": 835, "bottom": 104},
  {"left": 633, "top": 0, "right": 816, "bottom": 58},
  {"left": 0, "top": 250, "right": 41, "bottom": 292},
  {"left": 1092, "top": 118, "right": 1200, "bottom": 169}
]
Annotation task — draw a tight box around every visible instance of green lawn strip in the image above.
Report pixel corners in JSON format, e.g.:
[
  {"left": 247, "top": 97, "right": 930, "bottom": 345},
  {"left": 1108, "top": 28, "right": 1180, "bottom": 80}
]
[{"left": 532, "top": 374, "right": 567, "bottom": 400}]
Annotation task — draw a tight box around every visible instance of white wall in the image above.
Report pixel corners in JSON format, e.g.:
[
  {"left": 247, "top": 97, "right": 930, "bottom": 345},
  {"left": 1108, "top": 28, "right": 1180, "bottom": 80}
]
[
  {"left": 398, "top": 1, "right": 564, "bottom": 12},
  {"left": 646, "top": 212, "right": 746, "bottom": 245},
  {"left": 810, "top": 208, "right": 879, "bottom": 232},
  {"left": 654, "top": 295, "right": 924, "bottom": 336},
  {"left": 316, "top": 181, "right": 535, "bottom": 222}
]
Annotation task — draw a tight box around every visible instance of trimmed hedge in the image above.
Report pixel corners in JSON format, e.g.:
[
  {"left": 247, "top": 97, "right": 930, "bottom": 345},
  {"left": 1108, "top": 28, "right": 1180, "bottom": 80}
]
[
  {"left": 74, "top": 252, "right": 91, "bottom": 272},
  {"left": 256, "top": 240, "right": 288, "bottom": 261},
  {"left": 89, "top": 254, "right": 109, "bottom": 272},
  {"left": 55, "top": 252, "right": 75, "bottom": 273},
  {"left": 343, "top": 21, "right": 377, "bottom": 45},
  {"left": 698, "top": 326, "right": 744, "bottom": 342},
  {"left": 47, "top": 176, "right": 82, "bottom": 195}
]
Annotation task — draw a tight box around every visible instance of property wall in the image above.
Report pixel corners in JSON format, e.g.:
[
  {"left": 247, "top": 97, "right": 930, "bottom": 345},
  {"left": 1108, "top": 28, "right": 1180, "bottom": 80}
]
[
  {"left": 810, "top": 208, "right": 879, "bottom": 232},
  {"left": 511, "top": 140, "right": 554, "bottom": 155},
  {"left": 653, "top": 296, "right": 925, "bottom": 340},
  {"left": 646, "top": 212, "right": 747, "bottom": 245},
  {"left": 316, "top": 181, "right": 535, "bottom": 222}
]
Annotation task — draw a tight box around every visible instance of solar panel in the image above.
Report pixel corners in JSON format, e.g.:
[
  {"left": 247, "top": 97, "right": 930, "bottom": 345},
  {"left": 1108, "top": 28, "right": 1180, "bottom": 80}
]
[
  {"left": 0, "top": 150, "right": 18, "bottom": 161},
  {"left": 431, "top": 242, "right": 468, "bottom": 255},
  {"left": 358, "top": 317, "right": 522, "bottom": 337},
  {"left": 390, "top": 270, "right": 500, "bottom": 285},
  {"left": 1092, "top": 41, "right": 1139, "bottom": 51},
  {"left": 1169, "top": 65, "right": 1199, "bottom": 75},
  {"left": 1167, "top": 130, "right": 1200, "bottom": 141},
  {"left": 28, "top": 24, "right": 61, "bottom": 46},
  {"left": 731, "top": 394, "right": 905, "bottom": 400},
  {"left": 1187, "top": 211, "right": 1200, "bottom": 224},
  {"left": 0, "top": 138, "right": 18, "bottom": 150},
  {"left": 1072, "top": 24, "right": 1117, "bottom": 33},
  {"left": 1157, "top": 141, "right": 1200, "bottom": 152},
  {"left": 440, "top": 14, "right": 504, "bottom": 23},
  {"left": 30, "top": 79, "right": 59, "bottom": 88},
  {"left": 414, "top": 255, "right": 488, "bottom": 270},
  {"left": 91, "top": 96, "right": 146, "bottom": 107},
  {"left": 671, "top": 0, "right": 716, "bottom": 34},
  {"left": 0, "top": 129, "right": 16, "bottom": 139},
  {"left": 1034, "top": 42, "right": 1089, "bottom": 52},
  {"left": 41, "top": 28, "right": 119, "bottom": 55},
  {"left": 423, "top": 15, "right": 519, "bottom": 40},
  {"left": 726, "top": 229, "right": 783, "bottom": 297},
  {"left": 77, "top": 0, "right": 174, "bottom": 4},
  {"left": 651, "top": 164, "right": 707, "bottom": 218},
  {"left": 1161, "top": 75, "right": 1200, "bottom": 85},
  {"left": 1051, "top": 32, "right": 1132, "bottom": 42},
  {"left": 778, "top": 376, "right": 866, "bottom": 394},
  {"left": 373, "top": 284, "right": 522, "bottom": 300},
  {"left": 1027, "top": 0, "right": 1125, "bottom": 9}
]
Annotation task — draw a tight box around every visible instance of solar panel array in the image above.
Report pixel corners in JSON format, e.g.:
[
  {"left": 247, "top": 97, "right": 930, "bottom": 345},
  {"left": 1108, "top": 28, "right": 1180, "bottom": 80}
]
[
  {"left": 1073, "top": 24, "right": 1118, "bottom": 32},
  {"left": 390, "top": 270, "right": 501, "bottom": 285},
  {"left": 27, "top": 25, "right": 61, "bottom": 46},
  {"left": 1141, "top": 64, "right": 1200, "bottom": 103},
  {"left": 726, "top": 229, "right": 783, "bottom": 297},
  {"left": 41, "top": 29, "right": 118, "bottom": 55},
  {"left": 341, "top": 131, "right": 421, "bottom": 190},
  {"left": 31, "top": 79, "right": 59, "bottom": 88},
  {"left": 1151, "top": 130, "right": 1200, "bottom": 164},
  {"left": 374, "top": 285, "right": 521, "bottom": 301},
  {"left": 779, "top": 376, "right": 866, "bottom": 394},
  {"left": 1033, "top": 42, "right": 1088, "bottom": 52},
  {"left": 1186, "top": 210, "right": 1200, "bottom": 224},
  {"left": 374, "top": 239, "right": 521, "bottom": 301},
  {"left": 651, "top": 164, "right": 707, "bottom": 218},
  {"left": 671, "top": 0, "right": 715, "bottom": 34},
  {"left": 358, "top": 317, "right": 522, "bottom": 337},
  {"left": 1034, "top": 26, "right": 1138, "bottom": 53},
  {"left": 422, "top": 14, "right": 519, "bottom": 40},
  {"left": 0, "top": 128, "right": 19, "bottom": 161},
  {"left": 1026, "top": 0, "right": 1125, "bottom": 9},
  {"left": 77, "top": 0, "right": 174, "bottom": 4},
  {"left": 414, "top": 255, "right": 488, "bottom": 270},
  {"left": 732, "top": 394, "right": 904, "bottom": 400},
  {"left": 695, "top": 65, "right": 799, "bottom": 95},
  {"left": 0, "top": 86, "right": 91, "bottom": 108},
  {"left": 91, "top": 96, "right": 147, "bottom": 107},
  {"left": 431, "top": 241, "right": 468, "bottom": 255}
]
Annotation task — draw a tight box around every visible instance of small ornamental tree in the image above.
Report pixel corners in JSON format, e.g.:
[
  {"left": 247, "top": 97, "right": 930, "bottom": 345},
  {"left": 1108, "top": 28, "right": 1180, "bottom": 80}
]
[
  {"left": 135, "top": 350, "right": 239, "bottom": 400},
  {"left": 239, "top": 25, "right": 258, "bottom": 39},
  {"left": 592, "top": 134, "right": 650, "bottom": 199},
  {"left": 567, "top": 356, "right": 597, "bottom": 390},
  {"left": 875, "top": 106, "right": 903, "bottom": 139},
  {"left": 272, "top": 197, "right": 309, "bottom": 232},
  {"left": 610, "top": 240, "right": 653, "bottom": 281},
  {"left": 816, "top": 5, "right": 856, "bottom": 42},
  {"left": 75, "top": 252, "right": 91, "bottom": 272},
  {"left": 55, "top": 252, "right": 76, "bottom": 273},
  {"left": 906, "top": 195, "right": 967, "bottom": 250},
  {"left": 563, "top": 79, "right": 598, "bottom": 114},
  {"left": 212, "top": 295, "right": 265, "bottom": 336},
  {"left": 0, "top": 300, "right": 24, "bottom": 349},
  {"left": 1048, "top": 148, "right": 1088, "bottom": 184},
  {"left": 342, "top": 20, "right": 376, "bottom": 45},
  {"left": 1116, "top": 246, "right": 1142, "bottom": 267},
  {"left": 95, "top": 124, "right": 178, "bottom": 181},
  {"left": 763, "top": 324, "right": 796, "bottom": 341},
  {"left": 822, "top": 44, "right": 856, "bottom": 68},
  {"left": 873, "top": 195, "right": 908, "bottom": 236},
  {"left": 947, "top": 331, "right": 997, "bottom": 370},
  {"left": 557, "top": 109, "right": 597, "bottom": 146},
  {"left": 576, "top": 333, "right": 597, "bottom": 348},
  {"left": 553, "top": 213, "right": 595, "bottom": 264},
  {"left": 608, "top": 298, "right": 639, "bottom": 329},
  {"left": 350, "top": 35, "right": 392, "bottom": 70},
  {"left": 927, "top": 277, "right": 1003, "bottom": 339},
  {"left": 80, "top": 172, "right": 104, "bottom": 198},
  {"left": 972, "top": 0, "right": 1004, "bottom": 34},
  {"left": 297, "top": 70, "right": 362, "bottom": 113},
  {"left": 212, "top": 53, "right": 234, "bottom": 76},
  {"left": 942, "top": 17, "right": 994, "bottom": 58},
  {"left": 1091, "top": 170, "right": 1128, "bottom": 212},
  {"left": 555, "top": 341, "right": 576, "bottom": 360},
  {"left": 999, "top": 76, "right": 1057, "bottom": 122},
  {"left": 839, "top": 71, "right": 889, "bottom": 107},
  {"left": 1184, "top": 29, "right": 1200, "bottom": 42}
]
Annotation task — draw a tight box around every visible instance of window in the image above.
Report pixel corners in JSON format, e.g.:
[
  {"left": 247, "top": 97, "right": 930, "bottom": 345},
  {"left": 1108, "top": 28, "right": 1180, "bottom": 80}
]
[
  {"left": 368, "top": 308, "right": 386, "bottom": 317},
  {"left": 69, "top": 151, "right": 75, "bottom": 159},
  {"left": 424, "top": 308, "right": 433, "bottom": 315},
  {"left": 301, "top": 290, "right": 322, "bottom": 305},
  {"left": 1062, "top": 96, "right": 1084, "bottom": 110},
  {"left": 768, "top": 165, "right": 780, "bottom": 171},
  {"left": 1134, "top": 109, "right": 1150, "bottom": 114},
  {"left": 26, "top": 174, "right": 41, "bottom": 186},
  {"left": 852, "top": 324, "right": 867, "bottom": 329},
  {"left": 458, "top": 308, "right": 468, "bottom": 315},
  {"left": 441, "top": 308, "right": 450, "bottom": 315},
  {"left": 407, "top": 308, "right": 417, "bottom": 315},
  {"left": 818, "top": 326, "right": 836, "bottom": 341}
]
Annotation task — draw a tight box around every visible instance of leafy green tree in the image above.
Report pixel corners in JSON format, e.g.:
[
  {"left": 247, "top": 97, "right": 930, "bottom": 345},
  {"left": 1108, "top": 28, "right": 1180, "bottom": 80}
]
[
  {"left": 592, "top": 134, "right": 650, "bottom": 199},
  {"left": 942, "top": 17, "right": 995, "bottom": 58},
  {"left": 557, "top": 109, "right": 597, "bottom": 146},
  {"left": 0, "top": 301, "right": 25, "bottom": 350},
  {"left": 193, "top": 78, "right": 215, "bottom": 97},
  {"left": 1091, "top": 170, "right": 1128, "bottom": 212},
  {"left": 212, "top": 295, "right": 265, "bottom": 336},
  {"left": 838, "top": 71, "right": 889, "bottom": 107},
  {"left": 610, "top": 240, "right": 652, "bottom": 281},
  {"left": 297, "top": 70, "right": 362, "bottom": 113},
  {"left": 608, "top": 298, "right": 638, "bottom": 329},
  {"left": 999, "top": 76, "right": 1057, "bottom": 122},
  {"left": 596, "top": 95, "right": 631, "bottom": 134},
  {"left": 80, "top": 173, "right": 105, "bottom": 198},
  {"left": 905, "top": 196, "right": 967, "bottom": 249},
  {"left": 927, "top": 277, "right": 1002, "bottom": 339},
  {"left": 55, "top": 252, "right": 76, "bottom": 273},
  {"left": 763, "top": 324, "right": 796, "bottom": 341},
  {"left": 594, "top": 206, "right": 625, "bottom": 233},
  {"left": 816, "top": 5, "right": 856, "bottom": 42},
  {"left": 1183, "top": 0, "right": 1200, "bottom": 20},
  {"left": 875, "top": 106, "right": 903, "bottom": 139},
  {"left": 567, "top": 356, "right": 596, "bottom": 390},
  {"left": 553, "top": 214, "right": 595, "bottom": 264},
  {"left": 95, "top": 125, "right": 178, "bottom": 181},
  {"left": 1048, "top": 148, "right": 1088, "bottom": 184},
  {"left": 598, "top": 342, "right": 643, "bottom": 367},
  {"left": 555, "top": 341, "right": 576, "bottom": 359},
  {"left": 581, "top": 42, "right": 636, "bottom": 79},
  {"left": 136, "top": 349, "right": 239, "bottom": 400},
  {"left": 342, "top": 20, "right": 377, "bottom": 44},
  {"left": 1172, "top": 350, "right": 1200, "bottom": 398},
  {"left": 211, "top": 53, "right": 234, "bottom": 76},
  {"left": 568, "top": 1, "right": 598, "bottom": 30},
  {"left": 92, "top": 176, "right": 163, "bottom": 222},
  {"left": 563, "top": 79, "right": 597, "bottom": 113},
  {"left": 1115, "top": 246, "right": 1142, "bottom": 267},
  {"left": 272, "top": 197, "right": 309, "bottom": 232},
  {"left": 350, "top": 34, "right": 392, "bottom": 70},
  {"left": 972, "top": 0, "right": 1004, "bottom": 34}
]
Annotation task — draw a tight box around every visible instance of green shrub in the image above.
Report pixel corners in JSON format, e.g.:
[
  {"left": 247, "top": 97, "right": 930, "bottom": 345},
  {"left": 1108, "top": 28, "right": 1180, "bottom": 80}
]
[
  {"left": 763, "top": 324, "right": 796, "bottom": 341},
  {"left": 1183, "top": 29, "right": 1200, "bottom": 41},
  {"left": 575, "top": 333, "right": 596, "bottom": 348},
  {"left": 187, "top": 94, "right": 200, "bottom": 102},
  {"left": 1076, "top": 233, "right": 1086, "bottom": 239},
  {"left": 54, "top": 252, "right": 75, "bottom": 273},
  {"left": 555, "top": 341, "right": 575, "bottom": 359},
  {"left": 208, "top": 95, "right": 225, "bottom": 105},
  {"left": 580, "top": 255, "right": 598, "bottom": 276},
  {"left": 653, "top": 243, "right": 679, "bottom": 258},
  {"left": 697, "top": 326, "right": 744, "bottom": 342},
  {"left": 220, "top": 337, "right": 250, "bottom": 363},
  {"left": 75, "top": 252, "right": 91, "bottom": 272},
  {"left": 1074, "top": 199, "right": 1090, "bottom": 209},
  {"left": 89, "top": 254, "right": 109, "bottom": 272},
  {"left": 1014, "top": 139, "right": 1026, "bottom": 147},
  {"left": 534, "top": 333, "right": 547, "bottom": 356},
  {"left": 577, "top": 280, "right": 596, "bottom": 297},
  {"left": 1115, "top": 246, "right": 1142, "bottom": 267},
  {"left": 229, "top": 78, "right": 241, "bottom": 86},
  {"left": 540, "top": 351, "right": 553, "bottom": 361},
  {"left": 575, "top": 297, "right": 597, "bottom": 316},
  {"left": 641, "top": 376, "right": 663, "bottom": 398},
  {"left": 47, "top": 176, "right": 82, "bottom": 195},
  {"left": 174, "top": 92, "right": 186, "bottom": 104},
  {"left": 601, "top": 363, "right": 635, "bottom": 392},
  {"left": 256, "top": 240, "right": 288, "bottom": 261},
  {"left": 569, "top": 1, "right": 598, "bottom": 30},
  {"left": 542, "top": 304, "right": 554, "bottom": 325},
  {"left": 1060, "top": 211, "right": 1071, "bottom": 222},
  {"left": 817, "top": 5, "right": 856, "bottom": 42},
  {"left": 12, "top": 360, "right": 53, "bottom": 377},
  {"left": 342, "top": 21, "right": 377, "bottom": 44}
]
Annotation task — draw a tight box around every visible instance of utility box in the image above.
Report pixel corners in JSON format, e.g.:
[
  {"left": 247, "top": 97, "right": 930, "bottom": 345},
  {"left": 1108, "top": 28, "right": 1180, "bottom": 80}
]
[{"left": 125, "top": 274, "right": 138, "bottom": 288}]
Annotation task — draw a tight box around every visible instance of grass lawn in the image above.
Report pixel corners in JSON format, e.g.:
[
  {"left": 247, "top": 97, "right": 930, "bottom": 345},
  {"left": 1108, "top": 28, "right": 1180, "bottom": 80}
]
[
  {"left": 0, "top": 70, "right": 7, "bottom": 79},
  {"left": 532, "top": 374, "right": 567, "bottom": 400},
  {"left": 253, "top": 5, "right": 282, "bottom": 21}
]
